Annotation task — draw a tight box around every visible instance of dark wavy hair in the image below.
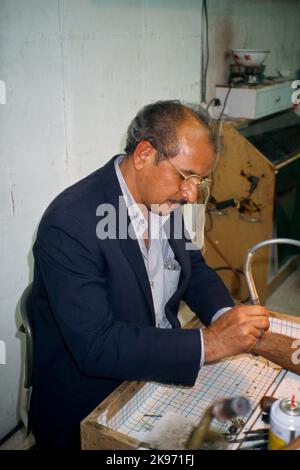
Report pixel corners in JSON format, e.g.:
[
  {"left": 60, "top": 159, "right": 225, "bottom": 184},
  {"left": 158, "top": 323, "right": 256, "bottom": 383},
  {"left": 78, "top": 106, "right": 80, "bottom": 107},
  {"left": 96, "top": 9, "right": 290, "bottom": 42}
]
[{"left": 124, "top": 100, "right": 217, "bottom": 163}]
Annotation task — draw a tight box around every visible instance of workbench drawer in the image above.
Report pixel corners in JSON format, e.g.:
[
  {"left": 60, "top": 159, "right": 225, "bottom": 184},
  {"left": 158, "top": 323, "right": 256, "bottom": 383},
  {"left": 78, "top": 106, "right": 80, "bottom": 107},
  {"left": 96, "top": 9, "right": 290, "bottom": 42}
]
[
  {"left": 216, "top": 81, "right": 292, "bottom": 119},
  {"left": 256, "top": 83, "right": 292, "bottom": 117}
]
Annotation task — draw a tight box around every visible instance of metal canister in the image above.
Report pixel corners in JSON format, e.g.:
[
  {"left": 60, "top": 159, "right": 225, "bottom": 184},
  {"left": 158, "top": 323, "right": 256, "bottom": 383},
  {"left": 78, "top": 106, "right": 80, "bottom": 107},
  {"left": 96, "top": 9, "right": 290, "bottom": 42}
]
[{"left": 269, "top": 398, "right": 300, "bottom": 450}]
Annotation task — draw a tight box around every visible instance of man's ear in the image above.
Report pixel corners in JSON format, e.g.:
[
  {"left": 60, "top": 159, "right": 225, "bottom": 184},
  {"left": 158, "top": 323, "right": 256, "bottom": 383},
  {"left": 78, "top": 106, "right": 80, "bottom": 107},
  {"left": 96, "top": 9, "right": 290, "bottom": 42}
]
[{"left": 132, "top": 141, "right": 156, "bottom": 170}]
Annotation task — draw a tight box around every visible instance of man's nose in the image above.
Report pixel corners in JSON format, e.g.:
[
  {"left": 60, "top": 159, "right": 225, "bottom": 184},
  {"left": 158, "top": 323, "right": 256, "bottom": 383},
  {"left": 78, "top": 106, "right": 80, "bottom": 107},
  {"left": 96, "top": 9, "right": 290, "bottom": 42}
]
[{"left": 180, "top": 185, "right": 198, "bottom": 204}]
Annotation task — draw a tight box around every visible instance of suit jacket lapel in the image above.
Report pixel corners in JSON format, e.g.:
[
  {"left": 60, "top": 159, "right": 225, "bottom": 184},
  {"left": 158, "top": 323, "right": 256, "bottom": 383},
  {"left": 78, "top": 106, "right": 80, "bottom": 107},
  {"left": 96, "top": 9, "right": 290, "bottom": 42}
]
[
  {"left": 164, "top": 211, "right": 191, "bottom": 326},
  {"left": 119, "top": 230, "right": 155, "bottom": 321},
  {"left": 98, "top": 157, "right": 192, "bottom": 322},
  {"left": 99, "top": 156, "right": 156, "bottom": 322}
]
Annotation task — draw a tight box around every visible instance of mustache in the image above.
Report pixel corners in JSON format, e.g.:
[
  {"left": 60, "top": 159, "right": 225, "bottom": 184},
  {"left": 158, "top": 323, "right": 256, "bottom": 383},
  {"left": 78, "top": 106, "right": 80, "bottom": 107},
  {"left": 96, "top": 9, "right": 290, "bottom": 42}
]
[{"left": 169, "top": 199, "right": 187, "bottom": 206}]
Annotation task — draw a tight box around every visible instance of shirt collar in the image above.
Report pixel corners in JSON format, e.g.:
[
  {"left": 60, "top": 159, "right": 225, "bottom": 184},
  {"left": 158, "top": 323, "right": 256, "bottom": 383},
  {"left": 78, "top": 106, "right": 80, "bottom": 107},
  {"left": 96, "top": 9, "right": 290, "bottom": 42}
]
[{"left": 114, "top": 154, "right": 170, "bottom": 239}]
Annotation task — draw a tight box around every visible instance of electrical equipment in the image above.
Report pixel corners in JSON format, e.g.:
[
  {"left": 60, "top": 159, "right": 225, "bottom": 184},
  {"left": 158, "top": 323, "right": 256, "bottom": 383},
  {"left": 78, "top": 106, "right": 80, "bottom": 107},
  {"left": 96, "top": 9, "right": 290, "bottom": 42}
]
[{"left": 204, "top": 109, "right": 300, "bottom": 302}]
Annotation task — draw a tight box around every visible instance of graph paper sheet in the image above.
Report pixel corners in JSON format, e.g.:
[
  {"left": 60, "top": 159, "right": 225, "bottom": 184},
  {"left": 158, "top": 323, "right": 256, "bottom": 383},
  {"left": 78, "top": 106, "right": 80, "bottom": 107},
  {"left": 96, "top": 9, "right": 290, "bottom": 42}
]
[
  {"left": 97, "top": 316, "right": 300, "bottom": 444},
  {"left": 269, "top": 316, "right": 300, "bottom": 338},
  {"left": 98, "top": 355, "right": 281, "bottom": 442}
]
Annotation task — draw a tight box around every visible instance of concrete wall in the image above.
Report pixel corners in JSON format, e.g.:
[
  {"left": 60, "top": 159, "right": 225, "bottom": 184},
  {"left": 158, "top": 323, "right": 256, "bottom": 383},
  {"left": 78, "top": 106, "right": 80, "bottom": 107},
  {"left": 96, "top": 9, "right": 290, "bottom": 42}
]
[
  {"left": 0, "top": 0, "right": 299, "bottom": 440},
  {"left": 206, "top": 0, "right": 300, "bottom": 100},
  {"left": 0, "top": 0, "right": 202, "bottom": 439}
]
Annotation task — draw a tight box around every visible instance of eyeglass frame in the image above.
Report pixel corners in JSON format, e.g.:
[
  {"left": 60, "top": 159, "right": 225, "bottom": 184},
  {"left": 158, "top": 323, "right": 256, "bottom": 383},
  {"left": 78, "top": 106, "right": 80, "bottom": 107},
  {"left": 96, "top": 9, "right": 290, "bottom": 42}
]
[{"left": 165, "top": 157, "right": 212, "bottom": 191}]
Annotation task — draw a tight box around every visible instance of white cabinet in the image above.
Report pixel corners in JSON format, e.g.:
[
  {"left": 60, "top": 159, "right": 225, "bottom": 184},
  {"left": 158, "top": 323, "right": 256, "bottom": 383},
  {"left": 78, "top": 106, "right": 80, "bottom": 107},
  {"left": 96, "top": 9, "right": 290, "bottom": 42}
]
[{"left": 216, "top": 81, "right": 293, "bottom": 119}]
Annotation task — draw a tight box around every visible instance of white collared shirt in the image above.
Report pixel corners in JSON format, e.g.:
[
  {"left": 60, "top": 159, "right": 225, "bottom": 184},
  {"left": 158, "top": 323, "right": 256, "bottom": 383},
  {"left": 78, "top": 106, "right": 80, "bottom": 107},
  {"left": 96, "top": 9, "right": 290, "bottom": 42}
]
[
  {"left": 115, "top": 155, "right": 181, "bottom": 329},
  {"left": 114, "top": 155, "right": 230, "bottom": 367}
]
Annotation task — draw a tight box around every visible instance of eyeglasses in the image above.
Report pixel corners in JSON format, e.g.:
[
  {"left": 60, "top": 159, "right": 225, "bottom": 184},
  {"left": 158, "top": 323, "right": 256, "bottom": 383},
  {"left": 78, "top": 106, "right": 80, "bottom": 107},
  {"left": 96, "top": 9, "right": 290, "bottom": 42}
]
[{"left": 166, "top": 158, "right": 212, "bottom": 192}]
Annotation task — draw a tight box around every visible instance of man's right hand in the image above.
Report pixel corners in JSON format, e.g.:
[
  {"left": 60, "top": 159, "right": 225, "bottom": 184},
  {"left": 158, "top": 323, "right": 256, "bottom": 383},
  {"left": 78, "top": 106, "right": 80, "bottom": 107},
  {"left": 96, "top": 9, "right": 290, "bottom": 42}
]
[{"left": 202, "top": 305, "right": 270, "bottom": 364}]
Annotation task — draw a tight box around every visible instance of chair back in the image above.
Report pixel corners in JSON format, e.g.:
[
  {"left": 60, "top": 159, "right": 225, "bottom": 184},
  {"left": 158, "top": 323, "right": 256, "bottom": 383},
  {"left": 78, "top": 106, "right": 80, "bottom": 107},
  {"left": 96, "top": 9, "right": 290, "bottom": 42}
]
[{"left": 19, "top": 284, "right": 33, "bottom": 389}]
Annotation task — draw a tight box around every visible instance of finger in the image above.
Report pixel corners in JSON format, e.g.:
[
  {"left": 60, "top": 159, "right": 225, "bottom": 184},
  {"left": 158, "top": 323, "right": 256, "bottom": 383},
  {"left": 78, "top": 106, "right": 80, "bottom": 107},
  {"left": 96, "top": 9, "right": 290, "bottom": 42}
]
[
  {"left": 249, "top": 327, "right": 266, "bottom": 340},
  {"left": 255, "top": 328, "right": 266, "bottom": 339},
  {"left": 245, "top": 315, "right": 270, "bottom": 330},
  {"left": 236, "top": 305, "right": 270, "bottom": 317}
]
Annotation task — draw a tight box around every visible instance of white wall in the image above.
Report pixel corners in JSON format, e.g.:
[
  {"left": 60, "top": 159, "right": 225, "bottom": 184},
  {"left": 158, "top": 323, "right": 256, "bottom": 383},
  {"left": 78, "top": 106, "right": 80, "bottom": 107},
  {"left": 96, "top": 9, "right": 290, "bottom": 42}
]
[
  {"left": 0, "top": 0, "right": 202, "bottom": 439},
  {"left": 206, "top": 0, "right": 300, "bottom": 101},
  {"left": 1, "top": 0, "right": 299, "bottom": 440}
]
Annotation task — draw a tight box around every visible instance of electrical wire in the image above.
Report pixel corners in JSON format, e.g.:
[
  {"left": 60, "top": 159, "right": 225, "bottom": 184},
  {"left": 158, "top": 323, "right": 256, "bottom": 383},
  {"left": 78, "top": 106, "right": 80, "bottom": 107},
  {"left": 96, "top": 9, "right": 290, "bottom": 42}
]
[
  {"left": 199, "top": 6, "right": 240, "bottom": 296},
  {"left": 201, "top": 0, "right": 209, "bottom": 103},
  {"left": 206, "top": 97, "right": 216, "bottom": 115},
  {"left": 203, "top": 0, "right": 209, "bottom": 101},
  {"left": 214, "top": 267, "right": 250, "bottom": 304},
  {"left": 217, "top": 85, "right": 232, "bottom": 123},
  {"left": 205, "top": 232, "right": 250, "bottom": 303},
  {"left": 203, "top": 86, "right": 231, "bottom": 237}
]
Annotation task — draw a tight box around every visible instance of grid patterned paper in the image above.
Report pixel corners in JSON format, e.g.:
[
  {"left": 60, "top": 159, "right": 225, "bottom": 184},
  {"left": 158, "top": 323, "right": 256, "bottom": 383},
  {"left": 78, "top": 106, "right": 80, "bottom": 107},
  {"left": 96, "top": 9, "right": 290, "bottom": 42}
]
[
  {"left": 98, "top": 355, "right": 280, "bottom": 440},
  {"left": 97, "top": 317, "right": 300, "bottom": 444},
  {"left": 269, "top": 316, "right": 300, "bottom": 338}
]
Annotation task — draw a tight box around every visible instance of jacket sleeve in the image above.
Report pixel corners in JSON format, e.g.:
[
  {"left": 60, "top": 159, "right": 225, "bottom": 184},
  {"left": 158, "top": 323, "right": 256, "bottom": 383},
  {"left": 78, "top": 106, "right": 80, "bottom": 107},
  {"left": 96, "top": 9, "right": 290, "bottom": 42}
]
[
  {"left": 35, "top": 211, "right": 201, "bottom": 386},
  {"left": 182, "top": 240, "right": 234, "bottom": 326}
]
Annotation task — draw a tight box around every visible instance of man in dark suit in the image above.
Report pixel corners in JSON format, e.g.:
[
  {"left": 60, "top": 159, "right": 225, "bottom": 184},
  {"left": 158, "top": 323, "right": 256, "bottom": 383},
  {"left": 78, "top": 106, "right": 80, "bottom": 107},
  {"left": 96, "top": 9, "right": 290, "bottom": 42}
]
[{"left": 30, "top": 100, "right": 269, "bottom": 448}]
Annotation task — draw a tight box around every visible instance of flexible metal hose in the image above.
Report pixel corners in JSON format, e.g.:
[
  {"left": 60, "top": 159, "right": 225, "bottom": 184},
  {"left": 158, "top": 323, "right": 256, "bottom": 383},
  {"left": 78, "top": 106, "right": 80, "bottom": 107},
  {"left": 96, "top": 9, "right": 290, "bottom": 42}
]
[{"left": 244, "top": 238, "right": 300, "bottom": 305}]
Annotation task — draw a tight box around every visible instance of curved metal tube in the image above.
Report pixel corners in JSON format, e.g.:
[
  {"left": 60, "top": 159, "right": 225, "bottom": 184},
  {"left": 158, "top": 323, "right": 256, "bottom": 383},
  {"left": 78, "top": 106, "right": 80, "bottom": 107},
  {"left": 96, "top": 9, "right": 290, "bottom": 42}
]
[{"left": 244, "top": 238, "right": 300, "bottom": 305}]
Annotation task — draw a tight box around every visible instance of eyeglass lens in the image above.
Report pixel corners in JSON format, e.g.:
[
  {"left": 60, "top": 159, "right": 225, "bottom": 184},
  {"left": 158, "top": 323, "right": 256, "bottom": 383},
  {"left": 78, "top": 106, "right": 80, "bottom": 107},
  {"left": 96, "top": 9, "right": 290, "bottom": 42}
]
[{"left": 180, "top": 177, "right": 210, "bottom": 203}]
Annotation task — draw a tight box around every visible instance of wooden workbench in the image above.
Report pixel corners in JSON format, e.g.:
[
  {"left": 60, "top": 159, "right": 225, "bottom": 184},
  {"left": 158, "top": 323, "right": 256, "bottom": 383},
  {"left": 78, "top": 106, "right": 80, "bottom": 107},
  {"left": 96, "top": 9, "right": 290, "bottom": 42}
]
[{"left": 80, "top": 313, "right": 300, "bottom": 450}]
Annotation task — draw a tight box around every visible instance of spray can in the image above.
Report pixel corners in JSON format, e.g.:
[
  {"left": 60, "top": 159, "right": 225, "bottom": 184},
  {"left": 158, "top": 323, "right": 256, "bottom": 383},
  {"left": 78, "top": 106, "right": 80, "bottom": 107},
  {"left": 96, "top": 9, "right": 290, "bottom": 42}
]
[{"left": 269, "top": 397, "right": 300, "bottom": 449}]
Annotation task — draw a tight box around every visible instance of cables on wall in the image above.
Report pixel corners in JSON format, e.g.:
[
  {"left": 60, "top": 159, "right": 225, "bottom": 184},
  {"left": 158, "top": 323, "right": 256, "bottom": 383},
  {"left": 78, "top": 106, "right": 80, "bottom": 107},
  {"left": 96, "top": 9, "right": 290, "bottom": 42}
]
[{"left": 201, "top": 0, "right": 209, "bottom": 104}]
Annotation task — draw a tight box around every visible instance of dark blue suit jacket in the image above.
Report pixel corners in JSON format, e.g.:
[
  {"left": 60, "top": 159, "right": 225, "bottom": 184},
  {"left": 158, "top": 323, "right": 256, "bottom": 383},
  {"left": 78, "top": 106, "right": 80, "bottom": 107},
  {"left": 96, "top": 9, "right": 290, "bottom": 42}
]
[{"left": 30, "top": 155, "right": 234, "bottom": 448}]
